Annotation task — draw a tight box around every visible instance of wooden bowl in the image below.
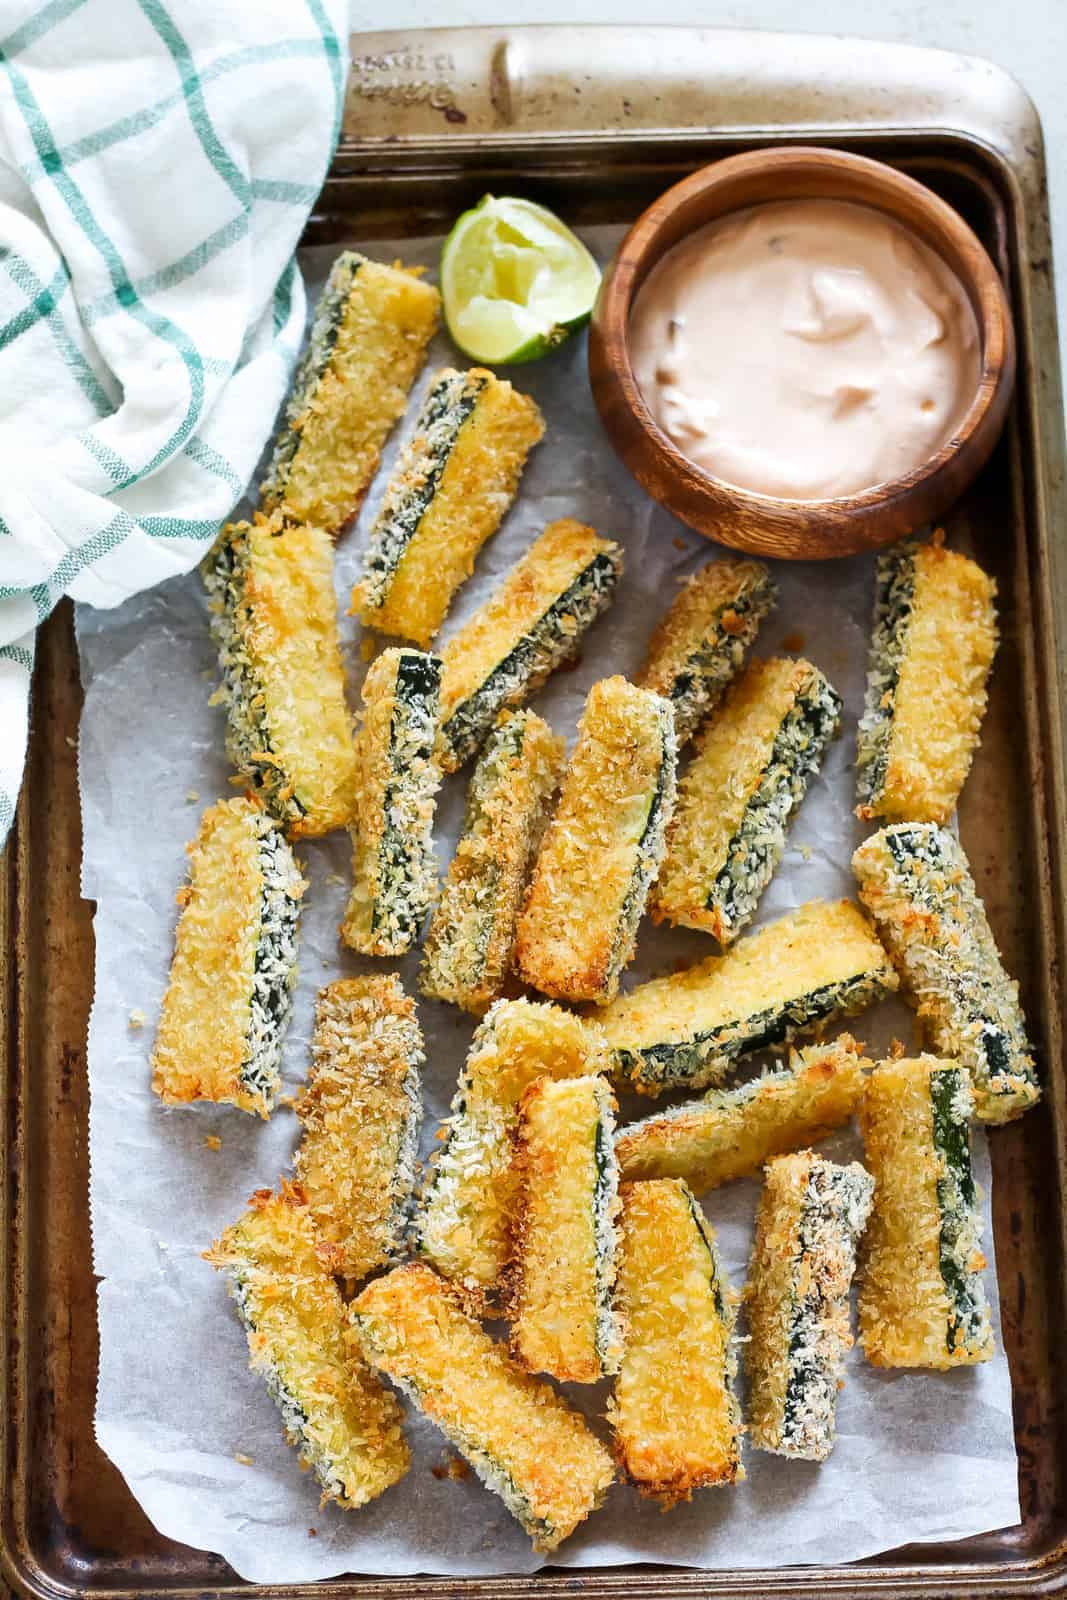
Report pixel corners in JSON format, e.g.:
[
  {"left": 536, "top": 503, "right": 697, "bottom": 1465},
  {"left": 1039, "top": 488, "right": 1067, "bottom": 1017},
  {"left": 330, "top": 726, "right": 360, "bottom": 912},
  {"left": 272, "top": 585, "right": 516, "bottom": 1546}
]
[{"left": 588, "top": 146, "right": 1016, "bottom": 560}]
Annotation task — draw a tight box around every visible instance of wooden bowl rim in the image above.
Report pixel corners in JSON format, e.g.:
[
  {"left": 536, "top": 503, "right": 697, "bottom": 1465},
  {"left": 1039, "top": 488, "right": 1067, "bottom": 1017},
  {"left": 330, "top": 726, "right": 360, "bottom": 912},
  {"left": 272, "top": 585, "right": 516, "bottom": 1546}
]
[{"left": 593, "top": 144, "right": 1016, "bottom": 522}]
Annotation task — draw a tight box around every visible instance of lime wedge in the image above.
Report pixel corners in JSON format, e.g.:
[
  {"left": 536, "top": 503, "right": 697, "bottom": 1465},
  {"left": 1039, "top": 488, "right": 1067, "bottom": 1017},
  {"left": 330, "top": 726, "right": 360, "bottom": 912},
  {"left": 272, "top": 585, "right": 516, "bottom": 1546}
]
[{"left": 441, "top": 194, "right": 601, "bottom": 365}]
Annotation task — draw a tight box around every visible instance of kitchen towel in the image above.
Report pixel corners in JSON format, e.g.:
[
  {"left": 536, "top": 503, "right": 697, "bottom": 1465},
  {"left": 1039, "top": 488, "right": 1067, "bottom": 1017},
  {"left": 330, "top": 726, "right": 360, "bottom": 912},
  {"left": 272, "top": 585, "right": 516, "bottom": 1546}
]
[{"left": 0, "top": 0, "right": 348, "bottom": 845}]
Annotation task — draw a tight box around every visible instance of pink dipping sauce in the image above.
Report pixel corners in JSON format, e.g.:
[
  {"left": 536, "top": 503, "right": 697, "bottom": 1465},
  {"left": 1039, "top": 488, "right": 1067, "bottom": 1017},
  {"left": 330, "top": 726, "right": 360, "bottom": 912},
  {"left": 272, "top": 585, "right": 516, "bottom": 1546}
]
[{"left": 629, "top": 198, "right": 981, "bottom": 501}]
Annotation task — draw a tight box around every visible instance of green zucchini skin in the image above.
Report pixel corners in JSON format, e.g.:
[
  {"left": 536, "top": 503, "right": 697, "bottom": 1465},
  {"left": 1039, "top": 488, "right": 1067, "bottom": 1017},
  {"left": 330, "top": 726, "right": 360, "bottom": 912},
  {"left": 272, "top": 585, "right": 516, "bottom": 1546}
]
[
  {"left": 669, "top": 574, "right": 777, "bottom": 743},
  {"left": 611, "top": 695, "right": 678, "bottom": 987},
  {"left": 930, "top": 1065, "right": 988, "bottom": 1353},
  {"left": 440, "top": 548, "right": 621, "bottom": 770},
  {"left": 344, "top": 648, "right": 443, "bottom": 957},
  {"left": 203, "top": 529, "right": 303, "bottom": 827},
  {"left": 640, "top": 562, "right": 778, "bottom": 745},
  {"left": 515, "top": 678, "right": 678, "bottom": 1005},
  {"left": 357, "top": 371, "right": 487, "bottom": 614},
  {"left": 240, "top": 817, "right": 303, "bottom": 1106},
  {"left": 230, "top": 1271, "right": 337, "bottom": 1489},
  {"left": 612, "top": 969, "right": 889, "bottom": 1092},
  {"left": 779, "top": 1160, "right": 874, "bottom": 1458},
  {"left": 375, "top": 652, "right": 442, "bottom": 949},
  {"left": 704, "top": 667, "right": 841, "bottom": 941},
  {"left": 419, "top": 710, "right": 563, "bottom": 1014},
  {"left": 261, "top": 253, "right": 361, "bottom": 505},
  {"left": 853, "top": 822, "right": 1039, "bottom": 1122},
  {"left": 855, "top": 544, "right": 915, "bottom": 813}
]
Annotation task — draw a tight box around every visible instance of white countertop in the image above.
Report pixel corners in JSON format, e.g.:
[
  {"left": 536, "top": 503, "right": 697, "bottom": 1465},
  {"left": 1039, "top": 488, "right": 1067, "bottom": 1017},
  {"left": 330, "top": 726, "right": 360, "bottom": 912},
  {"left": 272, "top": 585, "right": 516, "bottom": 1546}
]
[{"left": 352, "top": 0, "right": 1067, "bottom": 393}]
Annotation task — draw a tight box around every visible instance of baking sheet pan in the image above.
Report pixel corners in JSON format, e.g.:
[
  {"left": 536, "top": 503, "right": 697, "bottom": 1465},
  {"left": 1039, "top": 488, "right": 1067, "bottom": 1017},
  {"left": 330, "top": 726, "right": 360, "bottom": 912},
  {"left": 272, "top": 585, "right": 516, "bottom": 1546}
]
[{"left": 4, "top": 24, "right": 1067, "bottom": 1600}]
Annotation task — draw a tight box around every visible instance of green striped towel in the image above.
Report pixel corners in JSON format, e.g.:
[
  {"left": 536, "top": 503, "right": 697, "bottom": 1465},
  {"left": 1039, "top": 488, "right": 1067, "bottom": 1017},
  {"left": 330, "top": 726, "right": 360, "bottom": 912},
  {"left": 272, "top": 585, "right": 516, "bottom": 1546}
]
[{"left": 0, "top": 0, "right": 348, "bottom": 846}]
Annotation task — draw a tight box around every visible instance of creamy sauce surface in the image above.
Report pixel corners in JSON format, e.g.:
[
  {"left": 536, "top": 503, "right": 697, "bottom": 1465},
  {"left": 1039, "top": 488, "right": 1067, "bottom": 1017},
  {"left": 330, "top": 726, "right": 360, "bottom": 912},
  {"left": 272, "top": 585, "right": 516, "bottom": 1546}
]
[{"left": 629, "top": 198, "right": 981, "bottom": 500}]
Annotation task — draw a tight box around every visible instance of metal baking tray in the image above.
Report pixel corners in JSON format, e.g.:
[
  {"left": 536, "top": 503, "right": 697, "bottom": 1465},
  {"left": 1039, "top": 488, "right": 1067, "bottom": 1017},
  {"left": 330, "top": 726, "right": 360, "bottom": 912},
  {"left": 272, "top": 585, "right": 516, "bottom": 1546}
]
[{"left": 4, "top": 23, "right": 1067, "bottom": 1600}]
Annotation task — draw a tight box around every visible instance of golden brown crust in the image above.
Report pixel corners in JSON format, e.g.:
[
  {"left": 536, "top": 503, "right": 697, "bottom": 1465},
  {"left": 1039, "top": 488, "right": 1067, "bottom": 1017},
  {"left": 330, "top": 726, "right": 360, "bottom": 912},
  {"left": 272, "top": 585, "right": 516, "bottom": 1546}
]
[
  {"left": 857, "top": 534, "right": 998, "bottom": 824},
  {"left": 349, "top": 1263, "right": 615, "bottom": 1551},
  {"left": 341, "top": 647, "right": 441, "bottom": 956},
  {"left": 420, "top": 711, "right": 565, "bottom": 1013},
  {"left": 858, "top": 1055, "right": 993, "bottom": 1369},
  {"left": 598, "top": 898, "right": 896, "bottom": 1095},
  {"left": 744, "top": 1151, "right": 872, "bottom": 1461},
  {"left": 515, "top": 675, "right": 676, "bottom": 1003},
  {"left": 652, "top": 656, "right": 826, "bottom": 940},
  {"left": 505, "top": 1074, "right": 622, "bottom": 1383},
  {"left": 151, "top": 798, "right": 305, "bottom": 1116},
  {"left": 852, "top": 824, "right": 1039, "bottom": 1122},
  {"left": 262, "top": 254, "right": 440, "bottom": 532},
  {"left": 353, "top": 369, "right": 545, "bottom": 647},
  {"left": 416, "top": 999, "right": 611, "bottom": 1300},
  {"left": 614, "top": 1035, "right": 869, "bottom": 1191},
  {"left": 437, "top": 519, "right": 622, "bottom": 767},
  {"left": 209, "top": 511, "right": 359, "bottom": 838},
  {"left": 204, "top": 1183, "right": 410, "bottom": 1508},
  {"left": 293, "top": 975, "right": 423, "bottom": 1286},
  {"left": 638, "top": 558, "right": 770, "bottom": 700},
  {"left": 609, "top": 1179, "right": 743, "bottom": 1505}
]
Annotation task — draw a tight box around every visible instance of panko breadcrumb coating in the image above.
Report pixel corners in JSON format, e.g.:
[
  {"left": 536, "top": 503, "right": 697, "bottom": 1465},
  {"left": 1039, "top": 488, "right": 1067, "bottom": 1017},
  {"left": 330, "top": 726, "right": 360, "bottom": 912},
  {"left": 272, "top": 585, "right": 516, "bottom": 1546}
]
[
  {"left": 853, "top": 823, "right": 1038, "bottom": 1122},
  {"left": 599, "top": 898, "right": 896, "bottom": 1095},
  {"left": 515, "top": 675, "right": 677, "bottom": 1004},
  {"left": 417, "top": 998, "right": 610, "bottom": 1302},
  {"left": 506, "top": 1074, "right": 623, "bottom": 1383},
  {"left": 348, "top": 1263, "right": 615, "bottom": 1551},
  {"left": 858, "top": 1055, "right": 994, "bottom": 1369},
  {"left": 855, "top": 532, "right": 997, "bottom": 824},
  {"left": 293, "top": 975, "right": 424, "bottom": 1287},
  {"left": 342, "top": 647, "right": 442, "bottom": 957},
  {"left": 205, "top": 1184, "right": 409, "bottom": 1508},
  {"left": 151, "top": 797, "right": 305, "bottom": 1117},
  {"left": 352, "top": 367, "right": 544, "bottom": 647},
  {"left": 615, "top": 1035, "right": 869, "bottom": 1192},
  {"left": 652, "top": 655, "right": 840, "bottom": 944},
  {"left": 637, "top": 557, "right": 777, "bottom": 745},
  {"left": 260, "top": 251, "right": 440, "bottom": 532},
  {"left": 203, "top": 512, "right": 360, "bottom": 838},
  {"left": 420, "top": 710, "right": 564, "bottom": 1014},
  {"left": 437, "top": 519, "right": 622, "bottom": 772},
  {"left": 745, "top": 1150, "right": 873, "bottom": 1461},
  {"left": 610, "top": 1179, "right": 743, "bottom": 1504}
]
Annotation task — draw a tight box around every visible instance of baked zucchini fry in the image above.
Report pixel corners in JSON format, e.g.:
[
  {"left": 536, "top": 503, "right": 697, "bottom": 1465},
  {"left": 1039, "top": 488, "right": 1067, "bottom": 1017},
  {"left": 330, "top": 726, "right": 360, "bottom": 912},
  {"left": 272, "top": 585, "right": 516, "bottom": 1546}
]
[
  {"left": 507, "top": 1075, "right": 623, "bottom": 1383},
  {"left": 637, "top": 557, "right": 777, "bottom": 745},
  {"left": 260, "top": 252, "right": 440, "bottom": 532},
  {"left": 515, "top": 676, "right": 677, "bottom": 1004},
  {"left": 610, "top": 1179, "right": 743, "bottom": 1504},
  {"left": 600, "top": 898, "right": 896, "bottom": 1096},
  {"left": 352, "top": 368, "right": 545, "bottom": 647},
  {"left": 615, "top": 1035, "right": 869, "bottom": 1192},
  {"left": 856, "top": 534, "right": 998, "bottom": 824},
  {"left": 342, "top": 647, "right": 442, "bottom": 957},
  {"left": 152, "top": 798, "right": 305, "bottom": 1117},
  {"left": 204, "top": 1184, "right": 409, "bottom": 1507},
  {"left": 858, "top": 1055, "right": 994, "bottom": 1369},
  {"left": 417, "top": 998, "right": 610, "bottom": 1301},
  {"left": 203, "top": 512, "right": 359, "bottom": 837},
  {"left": 349, "top": 1264, "right": 615, "bottom": 1552},
  {"left": 293, "top": 976, "right": 424, "bottom": 1286},
  {"left": 437, "top": 519, "right": 623, "bottom": 773},
  {"left": 853, "top": 823, "right": 1039, "bottom": 1122},
  {"left": 746, "top": 1150, "right": 874, "bottom": 1461},
  {"left": 420, "top": 711, "right": 565, "bottom": 1014},
  {"left": 653, "top": 657, "right": 841, "bottom": 944}
]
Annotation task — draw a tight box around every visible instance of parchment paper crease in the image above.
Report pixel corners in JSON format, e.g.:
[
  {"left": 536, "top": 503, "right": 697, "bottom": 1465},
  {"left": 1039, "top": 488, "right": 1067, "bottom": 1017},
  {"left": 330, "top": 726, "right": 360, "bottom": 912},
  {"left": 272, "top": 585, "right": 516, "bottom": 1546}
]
[{"left": 79, "top": 230, "right": 1021, "bottom": 1584}]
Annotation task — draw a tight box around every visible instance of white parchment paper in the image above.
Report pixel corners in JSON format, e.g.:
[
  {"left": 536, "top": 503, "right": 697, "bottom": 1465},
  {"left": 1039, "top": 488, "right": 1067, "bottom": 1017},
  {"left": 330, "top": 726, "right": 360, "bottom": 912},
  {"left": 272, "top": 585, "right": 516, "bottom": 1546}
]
[{"left": 78, "top": 230, "right": 1021, "bottom": 1585}]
